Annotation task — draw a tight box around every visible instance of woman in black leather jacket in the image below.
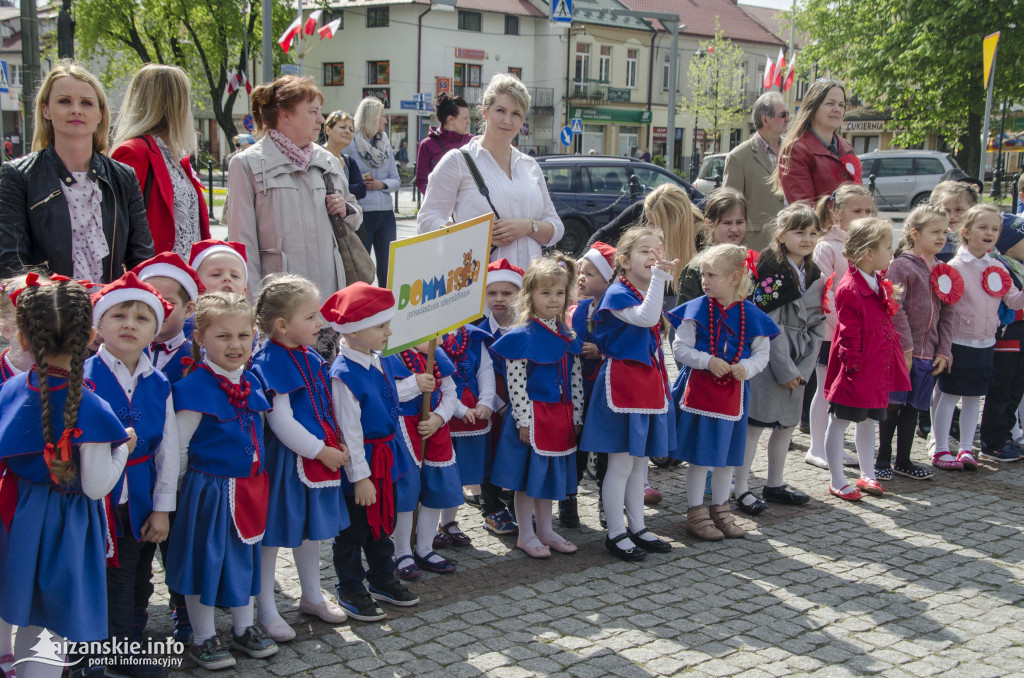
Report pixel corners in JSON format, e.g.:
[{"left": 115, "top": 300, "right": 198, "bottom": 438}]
[{"left": 0, "top": 60, "right": 153, "bottom": 283}]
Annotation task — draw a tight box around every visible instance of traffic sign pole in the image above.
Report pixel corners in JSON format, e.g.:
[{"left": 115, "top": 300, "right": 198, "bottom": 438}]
[{"left": 0, "top": 61, "right": 7, "bottom": 160}]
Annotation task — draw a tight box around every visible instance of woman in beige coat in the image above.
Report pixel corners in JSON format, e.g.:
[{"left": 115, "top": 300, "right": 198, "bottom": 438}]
[{"left": 227, "top": 75, "right": 360, "bottom": 358}]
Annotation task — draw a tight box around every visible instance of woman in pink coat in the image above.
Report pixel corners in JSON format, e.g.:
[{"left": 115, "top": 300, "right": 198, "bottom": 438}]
[{"left": 823, "top": 218, "right": 910, "bottom": 501}]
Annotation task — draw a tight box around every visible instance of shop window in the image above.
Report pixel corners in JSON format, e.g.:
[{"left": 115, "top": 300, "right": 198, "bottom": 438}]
[
  {"left": 323, "top": 62, "right": 344, "bottom": 86},
  {"left": 367, "top": 61, "right": 390, "bottom": 85}
]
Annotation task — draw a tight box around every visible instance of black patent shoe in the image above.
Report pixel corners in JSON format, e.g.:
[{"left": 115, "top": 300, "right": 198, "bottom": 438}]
[
  {"left": 627, "top": 528, "right": 671, "bottom": 553},
  {"left": 762, "top": 484, "right": 811, "bottom": 505},
  {"left": 558, "top": 496, "right": 580, "bottom": 528},
  {"left": 605, "top": 532, "right": 647, "bottom": 561},
  {"left": 736, "top": 491, "right": 768, "bottom": 515}
]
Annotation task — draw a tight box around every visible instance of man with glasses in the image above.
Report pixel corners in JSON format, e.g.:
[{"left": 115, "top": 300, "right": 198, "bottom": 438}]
[{"left": 723, "top": 92, "right": 789, "bottom": 252}]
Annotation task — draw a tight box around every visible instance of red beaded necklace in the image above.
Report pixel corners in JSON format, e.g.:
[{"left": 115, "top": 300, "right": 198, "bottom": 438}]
[
  {"left": 401, "top": 349, "right": 442, "bottom": 390},
  {"left": 33, "top": 364, "right": 71, "bottom": 379},
  {"left": 707, "top": 297, "right": 746, "bottom": 368},
  {"left": 276, "top": 341, "right": 342, "bottom": 448},
  {"left": 442, "top": 327, "right": 470, "bottom": 364},
  {"left": 200, "top": 364, "right": 252, "bottom": 408}
]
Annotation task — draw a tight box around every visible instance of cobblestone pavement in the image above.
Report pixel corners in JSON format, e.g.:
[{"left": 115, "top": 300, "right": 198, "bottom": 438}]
[{"left": 153, "top": 414, "right": 1024, "bottom": 677}]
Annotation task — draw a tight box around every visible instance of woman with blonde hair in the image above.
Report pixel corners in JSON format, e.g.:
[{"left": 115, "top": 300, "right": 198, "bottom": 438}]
[
  {"left": 112, "top": 63, "right": 211, "bottom": 257},
  {"left": 0, "top": 59, "right": 153, "bottom": 282},
  {"left": 417, "top": 73, "right": 563, "bottom": 269},
  {"left": 322, "top": 110, "right": 366, "bottom": 200},
  {"left": 343, "top": 96, "right": 399, "bottom": 284}
]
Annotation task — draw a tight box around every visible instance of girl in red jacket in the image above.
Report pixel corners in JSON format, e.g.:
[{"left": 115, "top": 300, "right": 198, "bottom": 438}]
[{"left": 823, "top": 218, "right": 911, "bottom": 501}]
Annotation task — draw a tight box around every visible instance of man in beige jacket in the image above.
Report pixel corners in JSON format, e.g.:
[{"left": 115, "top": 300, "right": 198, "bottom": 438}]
[{"left": 723, "top": 92, "right": 789, "bottom": 253}]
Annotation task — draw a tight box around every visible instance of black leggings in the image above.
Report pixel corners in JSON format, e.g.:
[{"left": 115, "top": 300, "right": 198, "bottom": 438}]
[{"left": 877, "top": 404, "right": 919, "bottom": 469}]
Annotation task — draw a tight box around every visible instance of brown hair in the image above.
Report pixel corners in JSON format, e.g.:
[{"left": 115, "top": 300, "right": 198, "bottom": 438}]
[
  {"left": 434, "top": 92, "right": 470, "bottom": 128},
  {"left": 15, "top": 281, "right": 94, "bottom": 485},
  {"left": 645, "top": 184, "right": 696, "bottom": 290},
  {"left": 814, "top": 183, "right": 874, "bottom": 230},
  {"left": 188, "top": 292, "right": 256, "bottom": 374},
  {"left": 929, "top": 180, "right": 979, "bottom": 211},
  {"left": 701, "top": 188, "right": 747, "bottom": 244},
  {"left": 895, "top": 204, "right": 949, "bottom": 257},
  {"left": 33, "top": 59, "right": 110, "bottom": 154},
  {"left": 763, "top": 203, "right": 822, "bottom": 279},
  {"left": 250, "top": 76, "right": 324, "bottom": 134},
  {"left": 516, "top": 252, "right": 577, "bottom": 331},
  {"left": 774, "top": 79, "right": 846, "bottom": 193},
  {"left": 613, "top": 226, "right": 665, "bottom": 278},
  {"left": 255, "top": 273, "right": 320, "bottom": 337},
  {"left": 843, "top": 217, "right": 893, "bottom": 265}
]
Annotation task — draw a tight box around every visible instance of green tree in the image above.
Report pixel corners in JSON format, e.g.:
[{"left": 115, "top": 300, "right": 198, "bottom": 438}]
[
  {"left": 678, "top": 21, "right": 747, "bottom": 155},
  {"left": 74, "top": 0, "right": 300, "bottom": 151},
  {"left": 796, "top": 0, "right": 1024, "bottom": 177}
]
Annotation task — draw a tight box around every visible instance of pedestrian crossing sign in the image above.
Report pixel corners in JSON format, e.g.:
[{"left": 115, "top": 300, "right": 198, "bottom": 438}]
[
  {"left": 0, "top": 61, "right": 8, "bottom": 94},
  {"left": 552, "top": 0, "right": 572, "bottom": 24},
  {"left": 571, "top": 118, "right": 582, "bottom": 134}
]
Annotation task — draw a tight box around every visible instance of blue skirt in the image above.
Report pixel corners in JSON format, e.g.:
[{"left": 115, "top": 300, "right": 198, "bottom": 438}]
[
  {"left": 491, "top": 414, "right": 577, "bottom": 501},
  {"left": 263, "top": 438, "right": 349, "bottom": 547},
  {"left": 580, "top": 361, "right": 674, "bottom": 458},
  {"left": 421, "top": 460, "right": 464, "bottom": 509},
  {"left": 0, "top": 479, "right": 109, "bottom": 641},
  {"left": 889, "top": 357, "right": 936, "bottom": 410},
  {"left": 166, "top": 470, "right": 261, "bottom": 608},
  {"left": 453, "top": 433, "right": 488, "bottom": 486},
  {"left": 670, "top": 368, "right": 751, "bottom": 467}
]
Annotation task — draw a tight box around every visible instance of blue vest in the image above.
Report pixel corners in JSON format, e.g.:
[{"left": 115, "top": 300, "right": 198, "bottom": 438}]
[
  {"left": 490, "top": 319, "right": 583, "bottom": 404},
  {"left": 593, "top": 282, "right": 663, "bottom": 365},
  {"left": 84, "top": 356, "right": 171, "bottom": 538},
  {"left": 0, "top": 350, "right": 18, "bottom": 384},
  {"left": 667, "top": 297, "right": 780, "bottom": 361},
  {"left": 442, "top": 325, "right": 492, "bottom": 400},
  {"left": 0, "top": 373, "right": 129, "bottom": 489},
  {"left": 148, "top": 342, "right": 194, "bottom": 385},
  {"left": 251, "top": 341, "right": 337, "bottom": 443},
  {"left": 570, "top": 297, "right": 603, "bottom": 381},
  {"left": 385, "top": 348, "right": 457, "bottom": 417},
  {"left": 172, "top": 365, "right": 271, "bottom": 479}
]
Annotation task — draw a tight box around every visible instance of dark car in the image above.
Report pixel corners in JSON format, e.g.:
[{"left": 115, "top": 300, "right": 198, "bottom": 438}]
[{"left": 536, "top": 155, "right": 704, "bottom": 257}]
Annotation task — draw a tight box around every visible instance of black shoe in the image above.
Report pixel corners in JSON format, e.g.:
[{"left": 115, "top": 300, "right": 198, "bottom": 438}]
[
  {"left": 798, "top": 419, "right": 810, "bottom": 434},
  {"left": 735, "top": 491, "right": 767, "bottom": 516},
  {"left": 188, "top": 637, "right": 235, "bottom": 671},
  {"left": 369, "top": 579, "right": 420, "bottom": 607},
  {"left": 605, "top": 532, "right": 647, "bottom": 561},
  {"left": 762, "top": 484, "right": 811, "bottom": 505},
  {"left": 230, "top": 625, "right": 278, "bottom": 659},
  {"left": 558, "top": 497, "right": 580, "bottom": 528},
  {"left": 337, "top": 589, "right": 386, "bottom": 621},
  {"left": 916, "top": 425, "right": 930, "bottom": 439},
  {"left": 598, "top": 503, "right": 607, "bottom": 528},
  {"left": 627, "top": 528, "right": 671, "bottom": 553}
]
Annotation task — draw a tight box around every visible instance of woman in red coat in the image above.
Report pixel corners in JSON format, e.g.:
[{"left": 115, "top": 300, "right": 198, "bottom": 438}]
[
  {"left": 823, "top": 218, "right": 910, "bottom": 501},
  {"left": 414, "top": 92, "right": 473, "bottom": 196},
  {"left": 775, "top": 79, "right": 859, "bottom": 204},
  {"left": 111, "top": 64, "right": 210, "bottom": 257}
]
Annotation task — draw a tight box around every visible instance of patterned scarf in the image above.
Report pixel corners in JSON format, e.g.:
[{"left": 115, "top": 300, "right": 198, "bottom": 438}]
[
  {"left": 268, "top": 129, "right": 314, "bottom": 170},
  {"left": 353, "top": 131, "right": 391, "bottom": 168}
]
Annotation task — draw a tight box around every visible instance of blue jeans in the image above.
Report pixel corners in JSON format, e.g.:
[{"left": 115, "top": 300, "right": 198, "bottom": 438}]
[{"left": 359, "top": 209, "right": 397, "bottom": 285}]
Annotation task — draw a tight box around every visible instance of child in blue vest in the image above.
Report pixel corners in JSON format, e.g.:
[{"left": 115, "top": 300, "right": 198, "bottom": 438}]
[
  {"left": 322, "top": 283, "right": 419, "bottom": 623},
  {"left": 385, "top": 343, "right": 463, "bottom": 579},
  {"left": 86, "top": 273, "right": 178, "bottom": 676},
  {"left": 0, "top": 278, "right": 132, "bottom": 675},
  {"left": 581, "top": 228, "right": 677, "bottom": 562},
  {"left": 132, "top": 252, "right": 204, "bottom": 645},
  {"left": 491, "top": 254, "right": 584, "bottom": 559},
  {"left": 250, "top": 274, "right": 351, "bottom": 642},
  {"left": 165, "top": 292, "right": 277, "bottom": 670},
  {"left": 435, "top": 321, "right": 494, "bottom": 548}
]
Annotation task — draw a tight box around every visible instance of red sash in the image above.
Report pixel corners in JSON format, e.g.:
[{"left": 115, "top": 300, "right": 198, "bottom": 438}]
[
  {"left": 104, "top": 493, "right": 119, "bottom": 567},
  {"left": 364, "top": 435, "right": 396, "bottom": 539},
  {"left": 0, "top": 462, "right": 16, "bottom": 532},
  {"left": 401, "top": 415, "right": 455, "bottom": 466},
  {"left": 606, "top": 358, "right": 669, "bottom": 414},
  {"left": 230, "top": 462, "right": 269, "bottom": 544},
  {"left": 681, "top": 370, "right": 744, "bottom": 421},
  {"left": 449, "top": 388, "right": 491, "bottom": 436},
  {"left": 530, "top": 401, "right": 577, "bottom": 455}
]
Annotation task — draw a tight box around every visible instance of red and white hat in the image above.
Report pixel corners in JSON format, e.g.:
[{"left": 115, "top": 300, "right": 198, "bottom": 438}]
[
  {"left": 189, "top": 240, "right": 248, "bottom": 281},
  {"left": 320, "top": 282, "right": 396, "bottom": 334},
  {"left": 131, "top": 252, "right": 205, "bottom": 302},
  {"left": 91, "top": 272, "right": 174, "bottom": 334},
  {"left": 582, "top": 242, "right": 617, "bottom": 280},
  {"left": 486, "top": 258, "right": 525, "bottom": 288}
]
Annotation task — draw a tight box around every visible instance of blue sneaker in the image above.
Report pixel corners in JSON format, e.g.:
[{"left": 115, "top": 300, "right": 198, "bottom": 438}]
[
  {"left": 483, "top": 508, "right": 518, "bottom": 535},
  {"left": 979, "top": 443, "right": 1024, "bottom": 463},
  {"left": 172, "top": 605, "right": 193, "bottom": 645},
  {"left": 369, "top": 579, "right": 420, "bottom": 607}
]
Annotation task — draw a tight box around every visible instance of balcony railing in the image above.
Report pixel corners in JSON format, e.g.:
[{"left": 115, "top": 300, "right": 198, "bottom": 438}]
[
  {"left": 528, "top": 87, "right": 555, "bottom": 109},
  {"left": 571, "top": 79, "right": 608, "bottom": 101}
]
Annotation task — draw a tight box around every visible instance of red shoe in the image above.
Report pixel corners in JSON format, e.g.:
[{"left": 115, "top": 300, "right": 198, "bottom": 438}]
[
  {"left": 829, "top": 484, "right": 862, "bottom": 501},
  {"left": 956, "top": 450, "right": 979, "bottom": 470},
  {"left": 932, "top": 452, "right": 964, "bottom": 470},
  {"left": 643, "top": 484, "right": 663, "bottom": 505},
  {"left": 855, "top": 477, "right": 885, "bottom": 496}
]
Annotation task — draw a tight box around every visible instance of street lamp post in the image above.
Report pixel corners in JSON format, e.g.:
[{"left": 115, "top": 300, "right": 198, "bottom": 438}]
[{"left": 689, "top": 49, "right": 704, "bottom": 182}]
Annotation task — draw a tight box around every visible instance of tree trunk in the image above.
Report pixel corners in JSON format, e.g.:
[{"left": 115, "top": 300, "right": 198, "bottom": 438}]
[{"left": 955, "top": 110, "right": 982, "bottom": 179}]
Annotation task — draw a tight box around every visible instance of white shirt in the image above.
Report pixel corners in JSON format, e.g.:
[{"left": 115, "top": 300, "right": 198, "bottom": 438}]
[
  {"left": 331, "top": 344, "right": 382, "bottom": 485},
  {"left": 452, "top": 346, "right": 496, "bottom": 419},
  {"left": 857, "top": 267, "right": 880, "bottom": 293},
  {"left": 150, "top": 331, "right": 190, "bottom": 371},
  {"left": 788, "top": 256, "right": 808, "bottom": 293},
  {"left": 416, "top": 138, "right": 564, "bottom": 270},
  {"left": 610, "top": 268, "right": 670, "bottom": 326},
  {"left": 96, "top": 346, "right": 179, "bottom": 511}
]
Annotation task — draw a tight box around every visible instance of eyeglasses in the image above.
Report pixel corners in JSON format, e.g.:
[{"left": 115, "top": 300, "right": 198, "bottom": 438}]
[{"left": 776, "top": 111, "right": 790, "bottom": 119}]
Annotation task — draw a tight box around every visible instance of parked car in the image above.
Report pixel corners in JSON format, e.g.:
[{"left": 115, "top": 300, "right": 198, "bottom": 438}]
[
  {"left": 693, "top": 153, "right": 728, "bottom": 194},
  {"left": 857, "top": 150, "right": 959, "bottom": 211},
  {"left": 536, "top": 155, "right": 704, "bottom": 257}
]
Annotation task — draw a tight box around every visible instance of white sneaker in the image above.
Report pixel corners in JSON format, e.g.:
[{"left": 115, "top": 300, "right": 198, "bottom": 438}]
[
  {"left": 299, "top": 597, "right": 348, "bottom": 624},
  {"left": 259, "top": 615, "right": 296, "bottom": 642},
  {"left": 804, "top": 452, "right": 829, "bottom": 469}
]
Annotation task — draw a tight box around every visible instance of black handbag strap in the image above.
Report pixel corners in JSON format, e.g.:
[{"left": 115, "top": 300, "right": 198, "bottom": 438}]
[
  {"left": 460, "top": 150, "right": 501, "bottom": 220},
  {"left": 138, "top": 135, "right": 155, "bottom": 206}
]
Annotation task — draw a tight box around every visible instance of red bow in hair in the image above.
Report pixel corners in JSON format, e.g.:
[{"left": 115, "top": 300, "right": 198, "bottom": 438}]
[
  {"left": 879, "top": 277, "right": 899, "bottom": 317},
  {"left": 42, "top": 426, "right": 82, "bottom": 486},
  {"left": 744, "top": 250, "right": 760, "bottom": 279},
  {"left": 8, "top": 272, "right": 92, "bottom": 305},
  {"left": 821, "top": 272, "right": 836, "bottom": 314}
]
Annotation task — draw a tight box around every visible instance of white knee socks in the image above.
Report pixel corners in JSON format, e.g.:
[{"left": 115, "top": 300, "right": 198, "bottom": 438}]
[
  {"left": 602, "top": 452, "right": 634, "bottom": 546},
  {"left": 766, "top": 426, "right": 795, "bottom": 488},
  {"left": 959, "top": 395, "right": 981, "bottom": 451},
  {"left": 393, "top": 511, "right": 414, "bottom": 560},
  {"left": 514, "top": 491, "right": 538, "bottom": 545},
  {"left": 415, "top": 506, "right": 442, "bottom": 560},
  {"left": 686, "top": 465, "right": 708, "bottom": 507},
  {"left": 293, "top": 540, "right": 325, "bottom": 604},
  {"left": 736, "top": 425, "right": 764, "bottom": 500},
  {"left": 933, "top": 391, "right": 960, "bottom": 453},
  {"left": 184, "top": 595, "right": 217, "bottom": 644},
  {"left": 807, "top": 364, "right": 829, "bottom": 460},
  {"left": 686, "top": 465, "right": 732, "bottom": 506},
  {"left": 826, "top": 415, "right": 876, "bottom": 489},
  {"left": 439, "top": 507, "right": 459, "bottom": 530},
  {"left": 256, "top": 546, "right": 281, "bottom": 624},
  {"left": 623, "top": 455, "right": 647, "bottom": 533}
]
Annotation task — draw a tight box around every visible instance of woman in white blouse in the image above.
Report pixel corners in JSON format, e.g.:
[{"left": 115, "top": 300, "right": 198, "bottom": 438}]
[{"left": 416, "top": 74, "right": 563, "bottom": 268}]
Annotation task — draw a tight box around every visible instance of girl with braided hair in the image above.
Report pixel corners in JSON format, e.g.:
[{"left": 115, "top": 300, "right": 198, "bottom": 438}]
[{"left": 0, "top": 278, "right": 134, "bottom": 674}]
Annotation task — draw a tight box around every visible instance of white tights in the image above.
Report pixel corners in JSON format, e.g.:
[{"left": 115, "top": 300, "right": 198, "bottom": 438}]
[
  {"left": 256, "top": 542, "right": 324, "bottom": 625},
  {"left": 807, "top": 364, "right": 829, "bottom": 461},
  {"left": 601, "top": 452, "right": 649, "bottom": 549},
  {"left": 393, "top": 511, "right": 414, "bottom": 560},
  {"left": 687, "top": 465, "right": 733, "bottom": 507},
  {"left": 185, "top": 595, "right": 253, "bottom": 644},
  {"left": 825, "top": 415, "right": 876, "bottom": 489},
  {"left": 737, "top": 425, "right": 793, "bottom": 499},
  {"left": 934, "top": 392, "right": 981, "bottom": 453},
  {"left": 14, "top": 627, "right": 64, "bottom": 678},
  {"left": 514, "top": 491, "right": 568, "bottom": 547}
]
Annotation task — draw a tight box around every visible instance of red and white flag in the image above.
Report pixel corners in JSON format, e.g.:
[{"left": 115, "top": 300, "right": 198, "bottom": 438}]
[
  {"left": 782, "top": 60, "right": 795, "bottom": 92},
  {"left": 762, "top": 54, "right": 774, "bottom": 89},
  {"left": 319, "top": 18, "right": 341, "bottom": 40},
  {"left": 773, "top": 48, "right": 786, "bottom": 87},
  {"left": 278, "top": 16, "right": 302, "bottom": 53},
  {"left": 226, "top": 69, "right": 242, "bottom": 95},
  {"left": 304, "top": 10, "right": 322, "bottom": 35}
]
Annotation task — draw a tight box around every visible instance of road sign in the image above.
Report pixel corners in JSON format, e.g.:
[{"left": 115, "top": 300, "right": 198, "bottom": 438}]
[
  {"left": 0, "top": 61, "right": 8, "bottom": 94},
  {"left": 400, "top": 100, "right": 419, "bottom": 111},
  {"left": 415, "top": 92, "right": 432, "bottom": 103},
  {"left": 243, "top": 114, "right": 254, "bottom": 132},
  {"left": 552, "top": 0, "right": 572, "bottom": 24},
  {"left": 436, "top": 77, "right": 451, "bottom": 94},
  {"left": 520, "top": 123, "right": 529, "bottom": 136},
  {"left": 281, "top": 64, "right": 300, "bottom": 76},
  {"left": 560, "top": 126, "right": 573, "bottom": 147},
  {"left": 570, "top": 117, "right": 582, "bottom": 134}
]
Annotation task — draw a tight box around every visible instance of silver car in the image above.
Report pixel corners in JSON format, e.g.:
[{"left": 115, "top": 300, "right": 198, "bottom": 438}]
[
  {"left": 693, "top": 153, "right": 728, "bottom": 194},
  {"left": 858, "top": 150, "right": 959, "bottom": 211}
]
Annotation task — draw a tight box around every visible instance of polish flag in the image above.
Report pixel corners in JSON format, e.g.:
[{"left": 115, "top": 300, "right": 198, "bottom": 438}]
[
  {"left": 773, "top": 48, "right": 786, "bottom": 87},
  {"left": 278, "top": 17, "right": 302, "bottom": 53},
  {"left": 782, "top": 60, "right": 795, "bottom": 93},
  {"left": 762, "top": 54, "right": 774, "bottom": 89},
  {"left": 319, "top": 18, "right": 341, "bottom": 40},
  {"left": 239, "top": 70, "right": 252, "bottom": 95},
  {"left": 227, "top": 69, "right": 240, "bottom": 95},
  {"left": 304, "top": 10, "right": 322, "bottom": 35}
]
